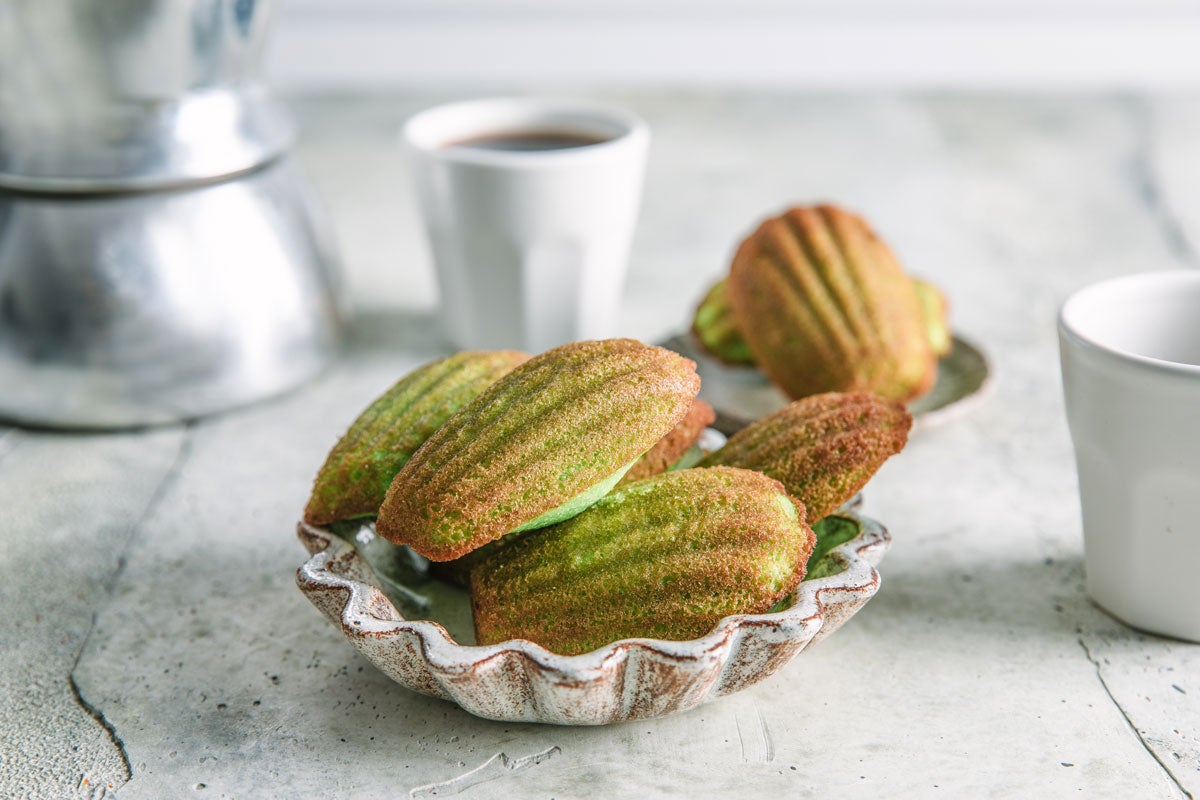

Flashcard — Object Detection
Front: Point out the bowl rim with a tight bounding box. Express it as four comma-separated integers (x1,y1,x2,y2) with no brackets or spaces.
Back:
295,508,890,677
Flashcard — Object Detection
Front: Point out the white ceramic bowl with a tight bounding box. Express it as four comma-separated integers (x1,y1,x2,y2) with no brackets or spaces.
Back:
296,508,889,726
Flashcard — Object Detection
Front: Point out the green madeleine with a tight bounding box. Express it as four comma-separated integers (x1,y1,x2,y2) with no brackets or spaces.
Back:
691,279,756,365
377,339,700,561
469,467,816,656
699,391,911,523
727,204,937,402
914,278,952,358
304,350,529,526
694,275,950,367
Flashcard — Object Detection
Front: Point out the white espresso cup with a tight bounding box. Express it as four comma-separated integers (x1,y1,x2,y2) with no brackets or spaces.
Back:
404,98,650,352
1059,269,1200,642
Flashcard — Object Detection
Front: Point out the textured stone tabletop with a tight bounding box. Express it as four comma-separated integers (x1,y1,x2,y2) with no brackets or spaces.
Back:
3,93,1200,799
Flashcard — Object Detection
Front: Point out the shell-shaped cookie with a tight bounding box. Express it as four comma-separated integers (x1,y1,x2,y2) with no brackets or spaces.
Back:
469,466,815,656
914,278,952,358
699,392,911,522
618,398,715,485
691,279,756,365
726,204,936,402
377,339,700,561
304,350,529,526
435,394,714,582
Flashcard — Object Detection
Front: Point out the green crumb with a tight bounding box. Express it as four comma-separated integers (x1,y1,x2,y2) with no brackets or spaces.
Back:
510,457,640,534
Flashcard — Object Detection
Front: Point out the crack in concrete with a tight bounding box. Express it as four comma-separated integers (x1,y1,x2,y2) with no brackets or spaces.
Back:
408,746,561,798
65,423,196,792
756,702,775,764
735,702,774,763
1127,96,1199,268
1077,637,1193,800
100,424,195,596
68,637,131,785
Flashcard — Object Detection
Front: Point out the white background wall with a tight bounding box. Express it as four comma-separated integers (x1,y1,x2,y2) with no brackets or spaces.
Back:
268,0,1200,91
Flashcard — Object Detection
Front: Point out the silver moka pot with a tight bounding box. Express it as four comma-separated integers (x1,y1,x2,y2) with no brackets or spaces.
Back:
0,0,343,428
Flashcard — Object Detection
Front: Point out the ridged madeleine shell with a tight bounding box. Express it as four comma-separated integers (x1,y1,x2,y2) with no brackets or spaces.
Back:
304,350,529,526
727,204,936,402
699,392,912,521
470,467,815,656
377,339,700,561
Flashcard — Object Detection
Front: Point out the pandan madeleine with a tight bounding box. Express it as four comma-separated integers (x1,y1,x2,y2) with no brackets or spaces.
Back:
377,339,700,561
691,279,756,365
694,276,950,366
304,350,529,526
469,467,816,656
619,398,716,485
435,395,714,585
699,392,911,522
726,204,936,402
914,278,952,358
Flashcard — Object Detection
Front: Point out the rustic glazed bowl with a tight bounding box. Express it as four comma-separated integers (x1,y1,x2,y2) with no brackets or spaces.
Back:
296,508,890,726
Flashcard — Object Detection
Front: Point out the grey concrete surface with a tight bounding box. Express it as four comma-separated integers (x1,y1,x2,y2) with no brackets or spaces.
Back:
3,93,1199,799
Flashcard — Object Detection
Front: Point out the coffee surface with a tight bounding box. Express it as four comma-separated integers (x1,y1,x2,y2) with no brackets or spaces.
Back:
448,129,609,152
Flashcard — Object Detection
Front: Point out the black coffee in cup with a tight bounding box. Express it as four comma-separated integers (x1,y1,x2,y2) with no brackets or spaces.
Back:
448,130,609,152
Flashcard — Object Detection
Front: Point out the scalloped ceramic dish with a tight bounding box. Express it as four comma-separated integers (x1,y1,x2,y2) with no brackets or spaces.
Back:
295,506,890,726
662,331,992,435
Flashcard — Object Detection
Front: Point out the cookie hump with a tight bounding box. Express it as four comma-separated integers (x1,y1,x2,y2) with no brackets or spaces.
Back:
727,204,936,402
304,349,529,526
470,466,816,655
377,339,700,561
700,391,912,522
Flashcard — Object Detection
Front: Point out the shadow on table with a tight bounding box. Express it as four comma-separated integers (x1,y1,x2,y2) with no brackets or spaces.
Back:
872,549,1148,646
225,505,1197,796
166,544,1170,796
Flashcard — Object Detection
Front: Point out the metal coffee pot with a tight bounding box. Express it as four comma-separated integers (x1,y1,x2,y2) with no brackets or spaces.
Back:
0,0,343,428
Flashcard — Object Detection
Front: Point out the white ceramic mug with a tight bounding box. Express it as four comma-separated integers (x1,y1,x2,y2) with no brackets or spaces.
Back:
404,98,650,352
1059,269,1200,642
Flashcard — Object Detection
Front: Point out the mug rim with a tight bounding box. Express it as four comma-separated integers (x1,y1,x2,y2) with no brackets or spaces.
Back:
401,97,649,168
1058,269,1200,378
